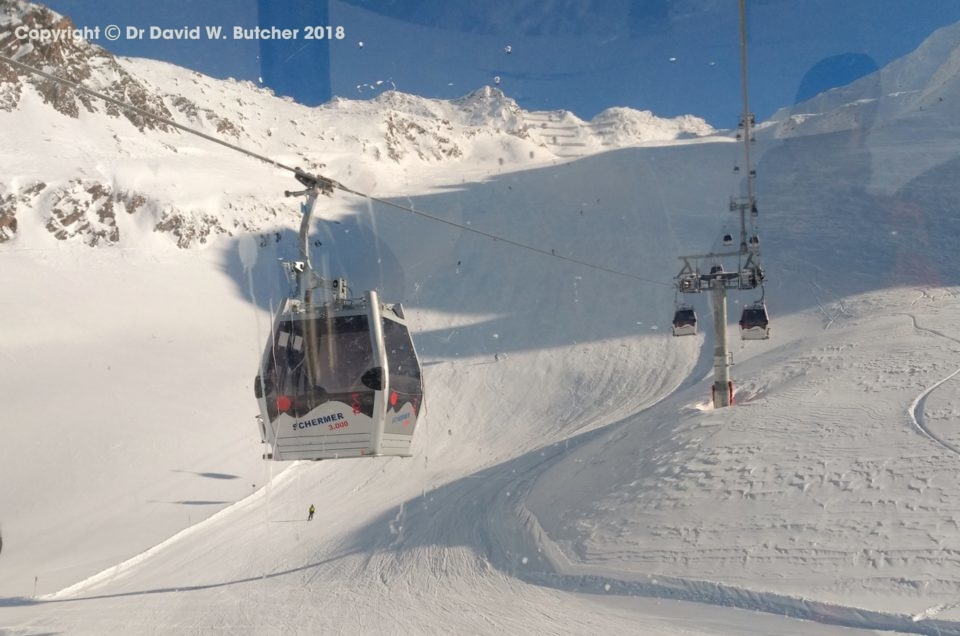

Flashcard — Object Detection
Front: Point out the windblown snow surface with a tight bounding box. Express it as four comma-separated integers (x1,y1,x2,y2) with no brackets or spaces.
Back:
6,13,960,636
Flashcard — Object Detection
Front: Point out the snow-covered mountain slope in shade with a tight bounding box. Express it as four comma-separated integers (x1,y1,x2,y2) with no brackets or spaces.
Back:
762,18,960,197
6,1,960,634
766,20,960,137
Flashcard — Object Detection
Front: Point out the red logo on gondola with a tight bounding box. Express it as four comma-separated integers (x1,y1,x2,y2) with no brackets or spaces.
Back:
351,392,362,415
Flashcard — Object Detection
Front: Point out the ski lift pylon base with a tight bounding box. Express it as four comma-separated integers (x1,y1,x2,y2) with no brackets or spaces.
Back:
712,380,734,408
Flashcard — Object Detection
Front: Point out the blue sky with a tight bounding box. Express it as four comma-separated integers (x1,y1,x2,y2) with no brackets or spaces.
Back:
39,0,960,127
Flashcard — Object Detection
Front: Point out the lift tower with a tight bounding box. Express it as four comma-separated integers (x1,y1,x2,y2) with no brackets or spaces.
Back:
674,0,766,407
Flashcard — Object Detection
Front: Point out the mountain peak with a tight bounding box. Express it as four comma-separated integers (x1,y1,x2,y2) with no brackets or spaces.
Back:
456,85,511,103
590,106,714,140
450,85,521,123
0,0,173,130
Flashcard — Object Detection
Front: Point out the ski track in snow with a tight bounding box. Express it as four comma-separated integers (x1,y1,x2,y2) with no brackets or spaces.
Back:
909,364,960,456
905,309,960,458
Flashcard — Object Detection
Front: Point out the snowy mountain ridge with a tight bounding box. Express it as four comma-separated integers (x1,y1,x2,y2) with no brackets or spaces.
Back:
0,0,714,250
765,19,960,139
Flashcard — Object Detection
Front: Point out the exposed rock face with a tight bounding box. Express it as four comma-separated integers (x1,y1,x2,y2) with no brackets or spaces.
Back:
44,180,132,246
46,181,117,245
39,180,226,248
169,95,241,139
384,112,463,162
0,1,246,248
0,181,44,242
0,0,176,130
154,210,227,249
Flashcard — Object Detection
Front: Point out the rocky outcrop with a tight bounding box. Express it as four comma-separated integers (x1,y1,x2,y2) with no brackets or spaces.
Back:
154,209,227,249
0,180,43,242
0,0,174,131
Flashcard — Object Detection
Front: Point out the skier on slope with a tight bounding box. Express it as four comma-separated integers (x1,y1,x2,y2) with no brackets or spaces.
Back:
308,504,315,521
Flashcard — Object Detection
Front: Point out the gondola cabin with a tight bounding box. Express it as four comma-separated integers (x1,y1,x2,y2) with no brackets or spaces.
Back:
672,306,697,337
739,302,770,340
255,289,423,461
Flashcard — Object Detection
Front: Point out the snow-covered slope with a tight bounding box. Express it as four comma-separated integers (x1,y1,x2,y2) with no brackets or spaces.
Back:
5,0,960,634
766,20,960,137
